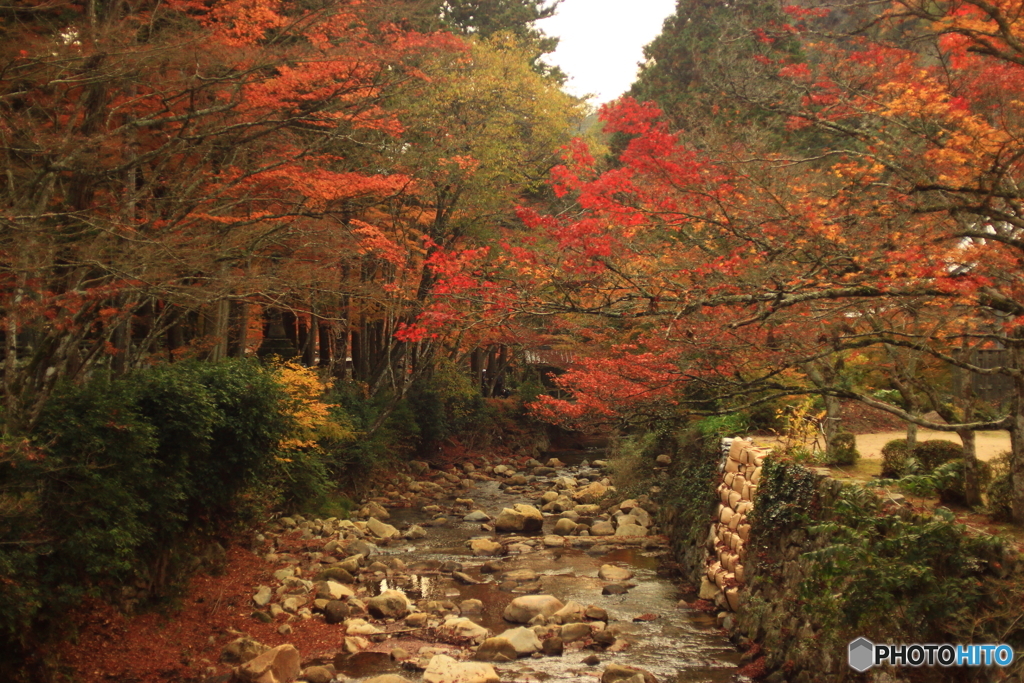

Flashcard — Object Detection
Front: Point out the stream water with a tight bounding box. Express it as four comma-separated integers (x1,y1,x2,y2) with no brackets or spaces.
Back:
336,450,746,682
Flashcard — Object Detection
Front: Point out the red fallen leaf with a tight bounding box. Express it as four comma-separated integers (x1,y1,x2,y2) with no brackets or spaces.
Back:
632,613,659,622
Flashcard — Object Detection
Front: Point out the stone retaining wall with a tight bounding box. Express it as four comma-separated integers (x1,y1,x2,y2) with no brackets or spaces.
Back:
698,437,766,614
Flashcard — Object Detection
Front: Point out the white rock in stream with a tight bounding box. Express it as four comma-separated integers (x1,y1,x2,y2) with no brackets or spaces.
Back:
503,595,565,623
423,655,499,683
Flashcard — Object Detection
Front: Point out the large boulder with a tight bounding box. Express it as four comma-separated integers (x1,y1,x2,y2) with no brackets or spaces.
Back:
590,521,615,536
614,524,648,537
503,595,565,623
367,590,410,619
493,504,544,533
423,655,499,683
234,644,301,683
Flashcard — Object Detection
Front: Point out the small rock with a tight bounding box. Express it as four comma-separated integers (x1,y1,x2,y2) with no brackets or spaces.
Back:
469,538,503,557
602,584,629,595
403,525,427,540
655,454,672,466
324,600,349,624
464,510,491,522
300,665,334,683
253,586,273,607
474,637,518,662
583,654,601,666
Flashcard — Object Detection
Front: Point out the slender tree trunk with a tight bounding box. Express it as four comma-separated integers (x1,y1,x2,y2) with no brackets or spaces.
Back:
318,318,331,368
957,429,982,506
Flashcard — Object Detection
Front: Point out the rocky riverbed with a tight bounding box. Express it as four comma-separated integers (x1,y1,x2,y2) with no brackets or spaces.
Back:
224,453,747,683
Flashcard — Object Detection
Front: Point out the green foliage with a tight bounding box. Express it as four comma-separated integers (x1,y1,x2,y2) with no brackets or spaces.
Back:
825,431,859,466
988,473,1014,521
409,358,487,445
987,452,1013,521
880,438,912,478
894,459,982,502
659,426,721,550
802,486,1008,642
608,431,660,498
694,413,749,441
912,439,963,471
750,457,818,533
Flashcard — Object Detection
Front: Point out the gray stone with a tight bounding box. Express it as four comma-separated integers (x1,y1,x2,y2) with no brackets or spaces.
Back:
553,518,577,536
598,564,633,582
253,586,273,607
464,510,491,522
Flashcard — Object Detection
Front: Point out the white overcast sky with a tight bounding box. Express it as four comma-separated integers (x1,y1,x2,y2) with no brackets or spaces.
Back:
537,0,678,105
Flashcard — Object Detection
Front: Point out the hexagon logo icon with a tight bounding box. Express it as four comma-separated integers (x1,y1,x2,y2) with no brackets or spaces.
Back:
848,637,875,672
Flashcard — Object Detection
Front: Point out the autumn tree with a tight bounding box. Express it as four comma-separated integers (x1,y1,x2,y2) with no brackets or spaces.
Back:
0,0,459,432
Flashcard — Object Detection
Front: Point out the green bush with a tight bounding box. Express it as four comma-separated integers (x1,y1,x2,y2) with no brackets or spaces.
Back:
803,487,1009,643
988,473,1013,521
825,431,859,466
881,438,911,478
913,440,963,471
21,360,289,618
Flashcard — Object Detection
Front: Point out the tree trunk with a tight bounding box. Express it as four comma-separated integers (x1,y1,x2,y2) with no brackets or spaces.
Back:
957,428,982,506
906,420,918,447
1010,330,1024,523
